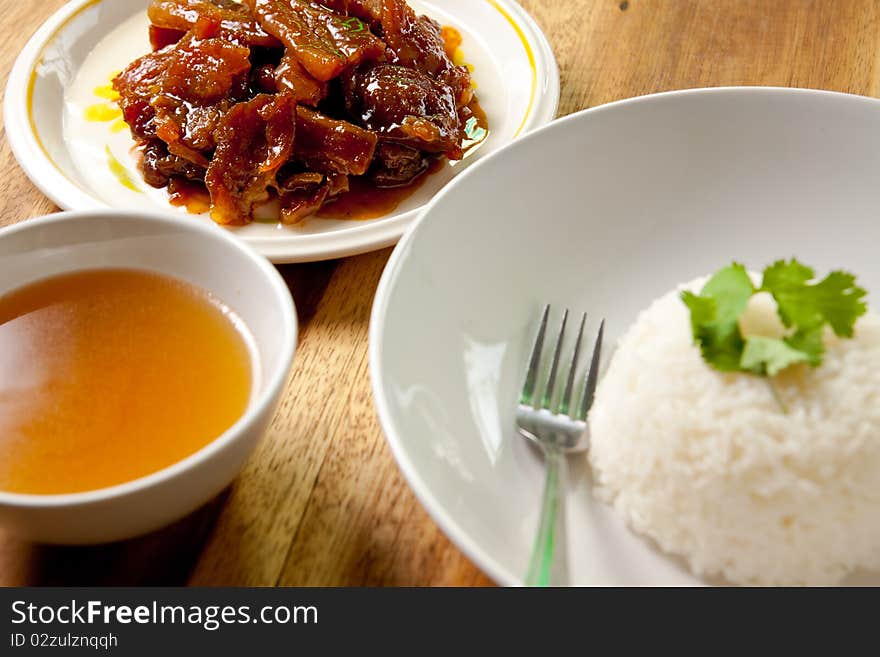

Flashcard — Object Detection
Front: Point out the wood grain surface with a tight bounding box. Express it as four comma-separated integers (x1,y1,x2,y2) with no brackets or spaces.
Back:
1,0,878,586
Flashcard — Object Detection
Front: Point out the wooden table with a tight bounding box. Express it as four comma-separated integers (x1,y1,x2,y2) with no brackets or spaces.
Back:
0,0,875,586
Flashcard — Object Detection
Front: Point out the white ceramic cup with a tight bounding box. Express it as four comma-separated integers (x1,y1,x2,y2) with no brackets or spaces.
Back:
0,210,298,544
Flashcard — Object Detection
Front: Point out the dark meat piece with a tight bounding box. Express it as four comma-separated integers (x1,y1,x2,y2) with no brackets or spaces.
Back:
252,63,279,93
206,94,297,225
149,25,186,50
167,177,212,214
113,47,176,141
114,26,250,154
276,168,350,194
348,0,382,21
280,184,329,224
155,100,238,166
320,0,381,22
148,0,281,48
326,172,350,196
378,0,471,107
150,33,251,165
248,46,284,93
277,170,346,224
140,139,206,187
370,142,428,187
439,65,474,111
343,64,462,157
247,0,386,81
275,51,328,105
378,0,443,74
295,106,377,175
156,34,251,103
277,169,324,192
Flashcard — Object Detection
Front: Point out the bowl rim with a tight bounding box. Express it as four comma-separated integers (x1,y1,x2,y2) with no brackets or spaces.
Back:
0,209,298,508
368,85,880,587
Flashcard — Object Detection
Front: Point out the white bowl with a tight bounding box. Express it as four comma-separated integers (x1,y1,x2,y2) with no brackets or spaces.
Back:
370,87,880,586
0,210,297,544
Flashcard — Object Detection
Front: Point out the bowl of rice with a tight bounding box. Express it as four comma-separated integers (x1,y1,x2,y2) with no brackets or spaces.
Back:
590,273,880,586
371,87,880,586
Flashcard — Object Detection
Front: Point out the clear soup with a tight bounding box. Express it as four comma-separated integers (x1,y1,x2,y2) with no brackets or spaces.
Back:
0,269,253,495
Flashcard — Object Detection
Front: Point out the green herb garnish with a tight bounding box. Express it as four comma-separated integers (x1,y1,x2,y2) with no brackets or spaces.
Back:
341,16,366,33
682,259,867,377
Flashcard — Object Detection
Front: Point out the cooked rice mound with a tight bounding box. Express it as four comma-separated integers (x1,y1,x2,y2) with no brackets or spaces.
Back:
588,279,880,586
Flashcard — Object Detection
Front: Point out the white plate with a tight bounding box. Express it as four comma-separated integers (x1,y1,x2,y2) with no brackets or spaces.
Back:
5,0,558,263
370,87,880,586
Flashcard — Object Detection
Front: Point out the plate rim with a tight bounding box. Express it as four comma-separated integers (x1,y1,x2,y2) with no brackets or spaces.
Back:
4,0,560,263
369,85,880,587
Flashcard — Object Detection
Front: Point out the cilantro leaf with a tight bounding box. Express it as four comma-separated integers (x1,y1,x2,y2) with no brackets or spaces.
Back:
740,336,812,376
760,259,867,337
701,263,755,324
761,259,814,306
682,290,745,371
681,258,867,379
681,290,714,333
680,264,753,372
784,325,825,365
807,271,867,337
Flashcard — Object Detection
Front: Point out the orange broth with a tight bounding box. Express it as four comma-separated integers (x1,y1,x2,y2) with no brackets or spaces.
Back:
0,269,253,495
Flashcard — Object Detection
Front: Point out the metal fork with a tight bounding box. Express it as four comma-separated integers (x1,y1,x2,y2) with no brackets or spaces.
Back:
517,305,604,587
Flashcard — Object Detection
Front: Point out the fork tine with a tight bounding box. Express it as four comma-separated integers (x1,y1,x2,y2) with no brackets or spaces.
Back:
541,309,568,409
558,312,587,416
578,319,605,420
520,304,550,405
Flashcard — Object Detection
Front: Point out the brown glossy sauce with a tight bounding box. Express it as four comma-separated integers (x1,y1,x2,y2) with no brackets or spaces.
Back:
164,98,489,223
316,97,489,221
316,157,445,220
0,269,253,495
168,179,212,214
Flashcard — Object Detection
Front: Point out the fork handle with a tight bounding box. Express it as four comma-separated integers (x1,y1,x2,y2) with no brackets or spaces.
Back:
525,445,568,586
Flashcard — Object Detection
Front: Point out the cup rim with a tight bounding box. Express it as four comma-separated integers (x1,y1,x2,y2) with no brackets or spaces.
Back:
0,209,298,508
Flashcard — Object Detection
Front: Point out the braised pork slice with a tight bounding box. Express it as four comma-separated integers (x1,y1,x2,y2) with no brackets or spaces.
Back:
378,0,471,107
149,25,186,50
247,0,386,81
370,142,429,187
113,47,176,141
275,169,350,223
280,184,330,224
114,23,251,156
152,35,249,165
206,94,297,225
319,0,382,22
343,64,462,157
140,139,206,188
148,0,281,48
275,51,329,105
295,106,378,175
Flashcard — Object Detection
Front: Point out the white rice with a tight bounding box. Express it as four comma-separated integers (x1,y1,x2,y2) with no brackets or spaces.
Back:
588,278,880,586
